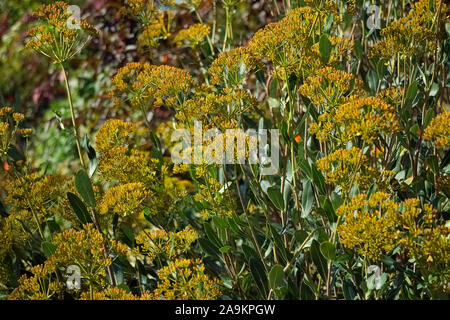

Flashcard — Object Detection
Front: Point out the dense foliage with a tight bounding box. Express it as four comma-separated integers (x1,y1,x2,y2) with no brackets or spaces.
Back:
0,0,449,300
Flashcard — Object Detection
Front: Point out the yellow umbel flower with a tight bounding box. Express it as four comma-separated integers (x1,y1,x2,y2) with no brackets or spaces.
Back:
174,24,210,48
334,97,399,143
249,4,339,78
6,173,74,227
337,192,401,261
98,146,157,185
208,47,260,86
95,119,137,153
122,0,160,27
112,62,193,110
8,265,61,300
135,226,197,261
317,147,368,191
0,108,29,158
138,11,172,49
298,67,361,108
81,287,152,300
26,2,97,63
99,182,149,217
424,111,450,150
311,97,399,144
371,0,448,58
151,258,222,300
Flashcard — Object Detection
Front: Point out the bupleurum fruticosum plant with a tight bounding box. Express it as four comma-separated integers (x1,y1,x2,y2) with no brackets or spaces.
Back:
0,0,449,300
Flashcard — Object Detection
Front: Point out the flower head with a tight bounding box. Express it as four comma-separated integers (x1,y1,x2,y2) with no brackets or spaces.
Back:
99,182,149,217
26,2,97,63
424,111,450,150
151,258,222,300
174,24,210,49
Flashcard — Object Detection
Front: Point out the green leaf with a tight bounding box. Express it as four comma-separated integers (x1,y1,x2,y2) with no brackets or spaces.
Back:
0,200,7,218
323,13,334,33
269,224,288,264
311,164,326,195
267,97,280,109
204,222,222,248
319,35,332,63
321,198,337,222
212,216,227,230
405,81,418,108
293,230,308,245
42,242,57,258
366,70,379,95
269,264,285,289
242,244,259,262
426,155,439,174
7,145,25,162
198,237,220,259
343,279,358,300
354,41,363,59
81,135,97,177
267,186,285,211
219,246,232,253
300,280,315,299
249,258,268,297
67,192,92,224
320,241,336,260
75,170,96,207
424,109,435,127
301,180,314,217
120,225,135,248
310,240,328,280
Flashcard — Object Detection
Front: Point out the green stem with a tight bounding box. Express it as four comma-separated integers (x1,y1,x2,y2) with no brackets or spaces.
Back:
60,64,86,168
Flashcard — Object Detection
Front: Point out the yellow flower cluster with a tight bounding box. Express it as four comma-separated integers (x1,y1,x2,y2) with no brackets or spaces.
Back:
143,174,192,217
8,264,62,300
371,0,448,58
0,217,28,269
298,67,361,108
8,224,127,299
208,47,260,86
98,146,157,185
424,110,450,150
338,192,449,281
6,173,74,227
376,87,405,106
317,147,368,191
151,258,222,300
248,5,339,78
395,200,448,282
138,11,172,49
0,107,30,158
337,192,402,261
81,287,152,300
122,0,160,27
178,89,259,131
95,119,137,153
48,224,112,273
334,97,399,143
311,97,399,144
26,2,97,63
100,182,149,217
112,62,193,110
310,36,353,69
193,174,236,219
135,226,197,261
174,24,210,48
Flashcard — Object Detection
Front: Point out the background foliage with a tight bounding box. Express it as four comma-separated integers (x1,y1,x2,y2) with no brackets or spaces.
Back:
0,0,449,300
